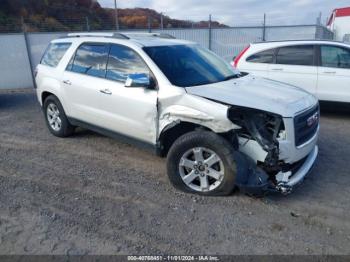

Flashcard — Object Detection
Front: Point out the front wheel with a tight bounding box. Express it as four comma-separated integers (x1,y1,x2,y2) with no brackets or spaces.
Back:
167,131,237,196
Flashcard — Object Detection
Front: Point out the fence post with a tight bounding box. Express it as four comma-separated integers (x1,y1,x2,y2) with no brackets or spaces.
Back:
114,0,119,31
316,25,323,40
148,15,152,33
208,14,212,50
316,12,322,25
21,17,36,89
160,13,164,30
85,17,90,31
262,13,266,41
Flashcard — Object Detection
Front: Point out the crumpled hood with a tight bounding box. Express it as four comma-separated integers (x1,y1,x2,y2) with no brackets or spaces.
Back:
185,75,318,117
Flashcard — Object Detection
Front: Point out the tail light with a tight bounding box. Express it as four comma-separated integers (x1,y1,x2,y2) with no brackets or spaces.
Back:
233,45,250,68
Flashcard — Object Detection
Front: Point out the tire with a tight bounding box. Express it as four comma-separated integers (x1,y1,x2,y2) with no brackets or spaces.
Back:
167,130,237,196
43,95,75,137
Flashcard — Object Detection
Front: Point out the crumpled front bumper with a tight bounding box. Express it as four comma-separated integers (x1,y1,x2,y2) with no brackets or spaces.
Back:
235,145,319,196
274,145,318,194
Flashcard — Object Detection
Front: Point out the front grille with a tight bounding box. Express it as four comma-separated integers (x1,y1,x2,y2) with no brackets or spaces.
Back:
294,104,319,147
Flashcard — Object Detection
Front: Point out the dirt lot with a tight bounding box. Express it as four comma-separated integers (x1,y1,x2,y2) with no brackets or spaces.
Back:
0,88,350,255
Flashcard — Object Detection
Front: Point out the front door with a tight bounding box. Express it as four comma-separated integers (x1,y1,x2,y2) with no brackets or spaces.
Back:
63,42,158,144
268,45,318,95
317,45,350,102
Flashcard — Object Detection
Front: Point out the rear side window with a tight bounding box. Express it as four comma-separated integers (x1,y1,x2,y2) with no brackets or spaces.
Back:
246,49,274,63
321,45,350,69
276,45,314,66
41,43,71,67
69,43,109,78
106,44,150,82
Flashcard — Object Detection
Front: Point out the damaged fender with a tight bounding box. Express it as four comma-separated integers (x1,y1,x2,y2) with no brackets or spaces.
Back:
158,92,239,137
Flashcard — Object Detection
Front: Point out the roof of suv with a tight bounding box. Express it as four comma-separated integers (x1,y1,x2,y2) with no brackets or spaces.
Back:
245,40,350,54
54,32,195,47
251,39,350,47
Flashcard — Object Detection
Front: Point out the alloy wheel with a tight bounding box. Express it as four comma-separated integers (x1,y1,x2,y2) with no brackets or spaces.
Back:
179,147,225,192
46,103,62,132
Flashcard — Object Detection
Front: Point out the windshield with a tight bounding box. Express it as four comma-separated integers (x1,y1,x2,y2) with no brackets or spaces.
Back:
143,44,240,87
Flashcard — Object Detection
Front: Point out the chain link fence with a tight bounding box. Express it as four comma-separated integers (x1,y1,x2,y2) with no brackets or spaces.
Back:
0,17,334,89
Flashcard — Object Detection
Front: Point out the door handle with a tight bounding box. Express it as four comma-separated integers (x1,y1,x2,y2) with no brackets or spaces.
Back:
63,80,72,85
323,71,336,74
271,68,283,71
100,89,112,95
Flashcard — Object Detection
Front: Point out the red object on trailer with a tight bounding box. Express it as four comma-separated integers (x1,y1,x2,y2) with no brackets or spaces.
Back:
327,7,350,26
336,7,350,17
232,45,250,68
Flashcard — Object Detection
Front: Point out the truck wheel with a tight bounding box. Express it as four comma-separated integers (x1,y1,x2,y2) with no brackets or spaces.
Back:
43,95,75,137
167,131,237,196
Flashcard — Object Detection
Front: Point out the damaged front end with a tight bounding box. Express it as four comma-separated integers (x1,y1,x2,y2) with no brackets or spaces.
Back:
228,106,293,196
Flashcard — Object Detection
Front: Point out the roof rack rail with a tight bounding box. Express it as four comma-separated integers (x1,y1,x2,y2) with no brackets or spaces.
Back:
64,32,176,40
158,33,176,39
252,39,339,44
122,32,176,39
66,32,129,39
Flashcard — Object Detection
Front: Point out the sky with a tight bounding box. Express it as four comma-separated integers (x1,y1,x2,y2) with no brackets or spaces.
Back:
97,0,350,26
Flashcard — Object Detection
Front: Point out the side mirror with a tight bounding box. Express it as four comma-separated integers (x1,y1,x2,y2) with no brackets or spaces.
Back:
125,73,151,88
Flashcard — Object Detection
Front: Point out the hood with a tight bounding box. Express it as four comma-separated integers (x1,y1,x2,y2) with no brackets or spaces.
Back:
185,75,318,117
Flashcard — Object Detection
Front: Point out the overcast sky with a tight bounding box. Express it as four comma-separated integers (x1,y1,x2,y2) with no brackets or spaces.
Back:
97,0,349,26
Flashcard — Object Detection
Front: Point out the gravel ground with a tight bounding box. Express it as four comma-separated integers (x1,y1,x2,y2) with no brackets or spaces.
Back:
0,88,350,255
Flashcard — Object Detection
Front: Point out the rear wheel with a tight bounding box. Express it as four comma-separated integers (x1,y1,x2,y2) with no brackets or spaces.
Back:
43,95,75,137
167,131,237,196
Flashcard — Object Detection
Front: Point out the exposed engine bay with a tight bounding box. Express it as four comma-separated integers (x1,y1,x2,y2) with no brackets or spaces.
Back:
228,106,283,170
227,106,295,195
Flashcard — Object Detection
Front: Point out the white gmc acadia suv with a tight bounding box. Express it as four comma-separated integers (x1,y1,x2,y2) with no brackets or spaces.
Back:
35,32,319,196
234,40,350,103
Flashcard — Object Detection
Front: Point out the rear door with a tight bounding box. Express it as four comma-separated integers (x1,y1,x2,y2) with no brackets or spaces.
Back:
62,42,110,125
317,45,350,102
268,45,318,95
238,48,274,77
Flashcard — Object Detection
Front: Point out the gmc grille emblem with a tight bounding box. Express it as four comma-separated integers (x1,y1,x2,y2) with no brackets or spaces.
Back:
307,112,319,127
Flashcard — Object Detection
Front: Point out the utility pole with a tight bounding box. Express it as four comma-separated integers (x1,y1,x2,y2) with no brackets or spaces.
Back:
114,0,119,30
262,13,266,41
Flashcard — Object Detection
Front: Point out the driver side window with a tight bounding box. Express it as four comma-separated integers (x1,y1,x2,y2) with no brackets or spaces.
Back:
106,44,150,83
321,45,350,69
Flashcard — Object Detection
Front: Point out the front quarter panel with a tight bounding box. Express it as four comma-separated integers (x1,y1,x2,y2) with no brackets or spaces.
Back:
158,86,238,137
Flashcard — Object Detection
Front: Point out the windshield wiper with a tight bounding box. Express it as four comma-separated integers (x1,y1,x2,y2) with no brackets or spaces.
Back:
224,74,239,81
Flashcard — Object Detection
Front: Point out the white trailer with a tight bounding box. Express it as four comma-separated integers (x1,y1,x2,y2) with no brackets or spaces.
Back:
327,7,350,42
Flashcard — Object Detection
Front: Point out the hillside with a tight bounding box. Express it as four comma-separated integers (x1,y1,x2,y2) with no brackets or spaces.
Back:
0,0,227,32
